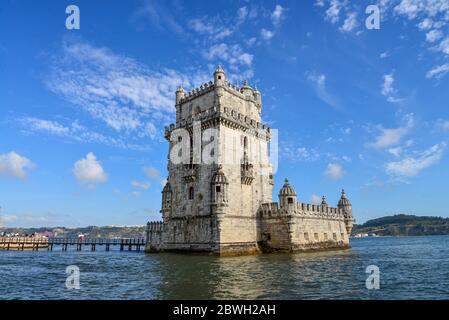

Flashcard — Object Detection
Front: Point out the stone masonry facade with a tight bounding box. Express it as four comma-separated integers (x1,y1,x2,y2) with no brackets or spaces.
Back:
145,66,355,255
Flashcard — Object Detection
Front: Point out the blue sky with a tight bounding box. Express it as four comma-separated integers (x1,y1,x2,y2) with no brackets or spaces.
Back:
1,0,449,227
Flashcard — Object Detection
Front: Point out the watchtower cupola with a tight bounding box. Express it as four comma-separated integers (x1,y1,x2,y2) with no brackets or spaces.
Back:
211,166,229,206
214,64,225,86
279,178,297,208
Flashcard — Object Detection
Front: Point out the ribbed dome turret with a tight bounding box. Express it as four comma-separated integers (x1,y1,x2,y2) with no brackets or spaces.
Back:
338,189,351,207
212,166,228,184
279,178,296,196
321,195,328,206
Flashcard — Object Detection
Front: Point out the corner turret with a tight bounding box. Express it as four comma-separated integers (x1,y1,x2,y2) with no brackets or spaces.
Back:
241,80,253,96
338,189,354,234
161,181,172,220
175,85,185,105
211,166,229,207
279,178,297,208
214,65,225,86
253,86,261,111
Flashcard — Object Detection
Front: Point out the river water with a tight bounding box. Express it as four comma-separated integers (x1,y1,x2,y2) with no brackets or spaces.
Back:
1,236,449,299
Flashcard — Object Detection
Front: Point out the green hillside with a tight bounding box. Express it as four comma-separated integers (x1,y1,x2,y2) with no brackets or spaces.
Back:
352,214,449,236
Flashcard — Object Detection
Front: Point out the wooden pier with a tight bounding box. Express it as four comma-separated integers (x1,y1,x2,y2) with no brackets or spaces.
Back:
0,237,146,252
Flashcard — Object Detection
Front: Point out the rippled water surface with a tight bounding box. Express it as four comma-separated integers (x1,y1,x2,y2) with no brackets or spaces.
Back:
1,236,449,299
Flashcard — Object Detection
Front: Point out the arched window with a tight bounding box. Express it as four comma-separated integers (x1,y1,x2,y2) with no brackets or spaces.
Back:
188,187,194,200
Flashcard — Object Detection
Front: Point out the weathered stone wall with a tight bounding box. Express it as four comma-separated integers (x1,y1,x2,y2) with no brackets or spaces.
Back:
258,203,351,252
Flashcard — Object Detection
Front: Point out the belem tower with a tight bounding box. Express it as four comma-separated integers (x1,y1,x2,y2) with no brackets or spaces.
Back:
145,65,355,255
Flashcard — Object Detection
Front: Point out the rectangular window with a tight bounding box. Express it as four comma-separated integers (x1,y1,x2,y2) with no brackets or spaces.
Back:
216,186,221,192
341,233,345,240
324,233,328,240
304,233,309,241
333,233,337,241
314,233,319,241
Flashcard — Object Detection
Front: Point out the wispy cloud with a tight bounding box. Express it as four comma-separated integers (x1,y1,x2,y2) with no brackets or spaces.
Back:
45,39,208,142
306,72,340,109
381,72,402,103
19,117,148,151
385,142,446,178
367,113,414,149
271,5,285,26
339,12,358,33
426,63,449,79
324,163,344,180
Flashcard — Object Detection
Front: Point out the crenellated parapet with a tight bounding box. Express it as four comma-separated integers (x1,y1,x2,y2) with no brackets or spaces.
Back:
259,201,347,220
147,221,164,232
164,105,271,141
178,81,215,104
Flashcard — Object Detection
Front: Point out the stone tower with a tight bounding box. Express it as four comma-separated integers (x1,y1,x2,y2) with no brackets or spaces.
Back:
155,65,273,255
146,66,355,255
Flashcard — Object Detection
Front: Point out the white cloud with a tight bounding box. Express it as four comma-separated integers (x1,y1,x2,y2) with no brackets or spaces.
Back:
188,18,215,34
19,117,147,151
260,29,274,40
426,63,449,78
307,72,339,108
271,5,285,25
0,152,34,178
439,37,449,54
325,0,342,24
237,7,249,23
418,18,433,30
381,72,402,103
73,152,107,187
203,43,254,68
426,29,443,42
324,163,344,180
385,143,446,178
47,40,209,141
370,127,409,149
340,12,357,33
380,51,389,58
131,180,151,190
368,114,414,149
311,194,322,204
388,147,403,157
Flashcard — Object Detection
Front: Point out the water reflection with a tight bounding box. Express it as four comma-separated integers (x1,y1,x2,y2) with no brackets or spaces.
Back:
2,236,449,299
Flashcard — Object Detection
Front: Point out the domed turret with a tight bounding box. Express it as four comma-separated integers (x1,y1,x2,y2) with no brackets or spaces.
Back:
338,189,354,234
321,195,328,206
161,181,172,219
175,85,185,105
241,80,252,96
279,178,297,208
338,189,351,208
214,64,225,86
253,85,261,110
211,166,228,206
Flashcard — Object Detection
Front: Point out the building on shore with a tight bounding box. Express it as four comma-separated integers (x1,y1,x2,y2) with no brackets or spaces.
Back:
145,66,355,255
